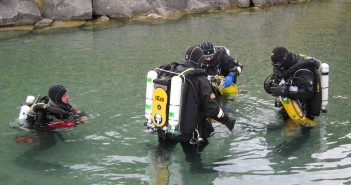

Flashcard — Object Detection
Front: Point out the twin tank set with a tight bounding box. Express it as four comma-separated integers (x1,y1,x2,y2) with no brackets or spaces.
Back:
145,69,184,134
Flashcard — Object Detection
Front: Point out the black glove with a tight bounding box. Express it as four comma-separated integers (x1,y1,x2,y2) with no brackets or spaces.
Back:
224,117,236,131
218,114,236,131
270,85,289,97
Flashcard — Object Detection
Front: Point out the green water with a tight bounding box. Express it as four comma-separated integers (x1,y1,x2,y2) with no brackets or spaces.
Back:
1,1,351,184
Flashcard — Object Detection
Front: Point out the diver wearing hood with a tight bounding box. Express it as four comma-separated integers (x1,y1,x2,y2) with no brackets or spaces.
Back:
155,46,236,143
26,85,88,129
199,41,243,88
264,46,322,119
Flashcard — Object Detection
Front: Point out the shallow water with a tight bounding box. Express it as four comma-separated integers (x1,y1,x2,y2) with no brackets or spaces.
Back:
1,1,350,184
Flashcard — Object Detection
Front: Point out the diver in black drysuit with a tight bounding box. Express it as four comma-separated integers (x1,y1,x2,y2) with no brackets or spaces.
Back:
264,46,322,120
156,46,236,145
200,41,243,86
27,85,87,130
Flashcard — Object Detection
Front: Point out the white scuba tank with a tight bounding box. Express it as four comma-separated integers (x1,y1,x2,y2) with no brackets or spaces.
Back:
168,76,183,132
145,71,158,124
18,105,30,121
18,95,35,123
26,95,35,104
320,63,329,112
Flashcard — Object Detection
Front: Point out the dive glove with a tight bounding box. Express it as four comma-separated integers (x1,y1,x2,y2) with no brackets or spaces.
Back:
223,74,235,88
218,114,236,131
224,117,236,131
270,85,289,97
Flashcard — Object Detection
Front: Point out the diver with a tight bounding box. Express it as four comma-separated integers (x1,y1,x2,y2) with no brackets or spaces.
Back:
199,41,243,90
22,84,88,130
264,46,323,120
150,45,236,145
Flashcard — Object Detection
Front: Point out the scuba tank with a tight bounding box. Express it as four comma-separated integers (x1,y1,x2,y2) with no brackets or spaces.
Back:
168,76,183,132
320,63,329,112
18,95,36,122
145,71,158,127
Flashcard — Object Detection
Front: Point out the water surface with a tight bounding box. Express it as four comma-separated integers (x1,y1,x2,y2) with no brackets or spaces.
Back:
0,1,350,184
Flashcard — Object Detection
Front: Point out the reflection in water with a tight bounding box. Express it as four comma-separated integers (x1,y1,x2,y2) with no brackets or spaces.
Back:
147,140,219,185
271,119,312,156
15,130,65,171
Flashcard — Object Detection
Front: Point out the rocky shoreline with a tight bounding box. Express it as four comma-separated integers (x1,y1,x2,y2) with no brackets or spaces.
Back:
0,0,307,31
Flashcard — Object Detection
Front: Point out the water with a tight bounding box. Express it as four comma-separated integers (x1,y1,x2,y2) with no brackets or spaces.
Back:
1,1,351,184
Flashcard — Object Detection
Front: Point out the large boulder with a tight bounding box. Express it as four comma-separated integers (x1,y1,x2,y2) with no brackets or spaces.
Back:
143,0,177,16
237,0,251,7
93,0,134,18
159,0,188,10
130,0,154,15
0,0,41,26
199,0,232,8
42,0,92,20
186,0,210,11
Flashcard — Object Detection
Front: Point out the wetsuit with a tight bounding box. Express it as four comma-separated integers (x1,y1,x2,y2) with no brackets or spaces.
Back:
27,96,84,129
156,61,234,142
265,53,321,119
201,47,243,83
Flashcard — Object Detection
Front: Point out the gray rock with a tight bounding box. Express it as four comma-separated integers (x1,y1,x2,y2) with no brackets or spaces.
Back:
131,0,153,15
252,0,267,6
147,13,162,19
34,18,53,27
0,0,41,26
237,0,251,7
187,0,210,11
93,0,133,18
199,0,232,7
161,0,189,10
42,0,92,20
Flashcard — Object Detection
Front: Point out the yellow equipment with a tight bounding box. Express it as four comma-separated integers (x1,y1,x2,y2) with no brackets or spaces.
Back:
280,97,318,127
151,88,168,127
209,75,239,96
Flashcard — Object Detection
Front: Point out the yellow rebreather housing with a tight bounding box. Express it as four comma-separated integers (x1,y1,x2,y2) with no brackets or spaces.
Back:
151,88,168,127
280,97,318,127
210,75,239,96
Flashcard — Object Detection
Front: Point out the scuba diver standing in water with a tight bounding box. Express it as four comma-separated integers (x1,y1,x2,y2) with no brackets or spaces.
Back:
264,46,329,123
199,41,243,93
145,46,236,147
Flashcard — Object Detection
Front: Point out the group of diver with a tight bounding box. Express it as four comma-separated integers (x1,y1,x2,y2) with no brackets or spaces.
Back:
145,41,329,147
16,41,328,148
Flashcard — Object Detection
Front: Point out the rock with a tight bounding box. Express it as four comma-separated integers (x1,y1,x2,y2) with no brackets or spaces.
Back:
96,15,110,22
93,0,133,18
35,18,53,28
0,0,41,26
42,0,92,20
187,0,210,11
130,0,154,15
147,14,162,19
237,0,251,8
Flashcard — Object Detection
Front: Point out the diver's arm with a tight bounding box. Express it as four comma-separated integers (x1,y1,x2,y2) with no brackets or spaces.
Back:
45,105,70,118
222,54,242,77
270,83,314,101
197,76,229,120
